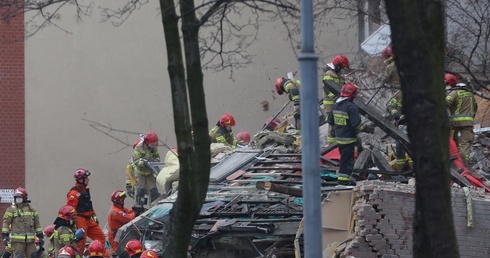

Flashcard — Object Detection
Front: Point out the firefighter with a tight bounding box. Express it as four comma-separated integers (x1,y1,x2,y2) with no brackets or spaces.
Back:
66,168,105,255
124,240,143,258
2,187,43,258
274,77,301,131
132,131,161,209
235,131,251,145
327,83,362,183
383,45,412,172
56,246,76,258
322,54,350,143
43,225,55,258
209,113,237,147
140,250,158,258
52,205,84,257
107,190,136,252
34,236,47,258
445,73,478,163
87,240,105,258
125,138,142,199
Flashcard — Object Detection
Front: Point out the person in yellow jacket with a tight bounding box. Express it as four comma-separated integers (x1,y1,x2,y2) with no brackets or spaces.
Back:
132,131,161,208
322,54,350,143
274,77,301,131
125,138,142,199
445,73,477,163
2,187,43,258
209,113,237,147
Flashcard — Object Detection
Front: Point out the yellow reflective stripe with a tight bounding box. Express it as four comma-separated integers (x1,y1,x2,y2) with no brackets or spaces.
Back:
323,100,334,105
327,92,336,98
327,137,336,143
335,138,357,144
11,235,35,240
216,135,227,143
323,75,342,82
2,228,9,233
396,159,406,165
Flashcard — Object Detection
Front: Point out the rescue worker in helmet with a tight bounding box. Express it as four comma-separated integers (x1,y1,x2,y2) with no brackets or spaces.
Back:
235,131,251,146
125,138,143,200
322,54,350,143
124,240,144,258
140,250,159,258
57,246,76,258
131,131,161,208
209,113,238,147
43,225,56,258
66,168,105,255
327,83,361,184
383,45,412,172
445,73,477,164
107,190,136,252
87,240,105,258
2,187,43,258
52,205,84,256
275,77,301,132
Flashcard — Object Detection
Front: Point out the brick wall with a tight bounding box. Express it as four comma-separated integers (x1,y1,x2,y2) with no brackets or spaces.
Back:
339,181,490,258
0,6,25,230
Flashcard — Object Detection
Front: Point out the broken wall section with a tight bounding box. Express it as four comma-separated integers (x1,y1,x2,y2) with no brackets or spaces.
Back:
338,181,490,258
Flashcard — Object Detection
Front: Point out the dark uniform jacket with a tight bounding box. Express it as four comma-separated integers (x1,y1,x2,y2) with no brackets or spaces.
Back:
327,98,361,145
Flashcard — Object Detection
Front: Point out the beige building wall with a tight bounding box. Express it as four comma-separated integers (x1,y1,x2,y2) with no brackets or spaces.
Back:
24,1,358,228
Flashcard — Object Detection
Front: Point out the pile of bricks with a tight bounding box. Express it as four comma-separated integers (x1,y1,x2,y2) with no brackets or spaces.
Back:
340,180,490,258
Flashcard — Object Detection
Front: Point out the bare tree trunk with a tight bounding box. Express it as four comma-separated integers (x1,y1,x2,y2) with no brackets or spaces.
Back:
385,0,459,257
159,0,210,256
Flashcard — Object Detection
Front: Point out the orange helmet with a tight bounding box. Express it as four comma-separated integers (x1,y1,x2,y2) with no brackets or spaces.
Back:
236,131,251,144
13,187,28,200
58,205,77,221
274,78,284,95
143,131,158,145
74,168,91,180
125,240,143,257
88,240,105,257
219,113,236,127
444,73,459,87
340,83,359,98
140,250,159,258
111,190,126,206
58,246,76,258
381,45,394,60
43,224,55,238
331,55,350,70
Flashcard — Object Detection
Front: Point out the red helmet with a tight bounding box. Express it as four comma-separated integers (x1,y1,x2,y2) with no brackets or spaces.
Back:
340,83,359,98
111,190,127,205
43,224,56,238
88,240,105,257
274,78,284,95
140,250,159,258
58,205,77,221
125,240,143,257
381,45,394,60
265,117,281,131
74,168,91,180
143,131,158,145
13,187,27,200
236,131,251,144
219,113,236,127
332,55,350,70
445,73,459,87
58,246,76,258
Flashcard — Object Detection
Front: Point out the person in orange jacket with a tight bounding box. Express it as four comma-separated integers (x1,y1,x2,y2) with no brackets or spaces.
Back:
66,168,105,254
107,190,136,252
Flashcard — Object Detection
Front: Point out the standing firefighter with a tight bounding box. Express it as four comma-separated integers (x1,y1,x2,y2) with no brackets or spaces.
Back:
275,77,301,132
2,187,43,258
383,45,412,172
132,131,161,208
327,83,361,184
322,55,350,143
209,113,237,147
66,168,105,254
445,73,478,163
107,190,136,252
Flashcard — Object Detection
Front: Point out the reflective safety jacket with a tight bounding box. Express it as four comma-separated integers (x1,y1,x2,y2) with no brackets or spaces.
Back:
446,88,477,127
2,203,42,243
327,98,361,145
51,225,77,253
107,205,136,233
280,79,301,105
209,125,236,147
387,90,403,117
132,142,160,176
322,68,344,113
67,183,95,218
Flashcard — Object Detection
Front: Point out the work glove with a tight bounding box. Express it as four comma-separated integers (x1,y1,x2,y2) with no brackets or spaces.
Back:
2,233,9,246
36,233,44,247
92,215,99,224
74,228,85,241
363,125,375,134
126,184,135,198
